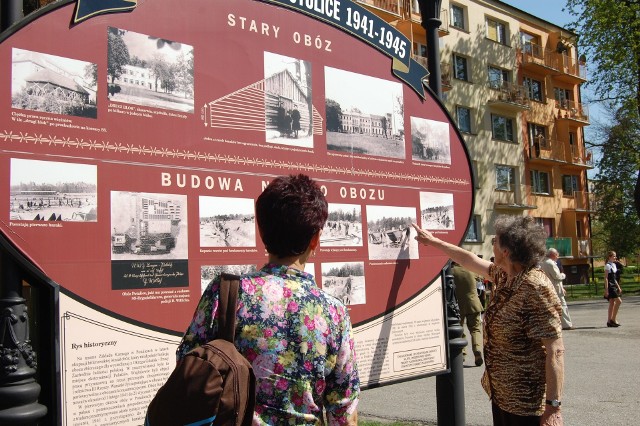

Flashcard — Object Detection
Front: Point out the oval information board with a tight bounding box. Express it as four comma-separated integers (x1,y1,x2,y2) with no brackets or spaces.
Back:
1,0,473,421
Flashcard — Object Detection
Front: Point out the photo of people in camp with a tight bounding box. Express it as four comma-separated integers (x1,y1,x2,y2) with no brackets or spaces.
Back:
366,205,419,260
320,203,364,247
9,158,97,222
419,191,455,231
264,51,313,148
410,116,451,165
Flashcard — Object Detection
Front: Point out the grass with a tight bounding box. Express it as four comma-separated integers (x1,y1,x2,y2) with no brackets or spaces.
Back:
565,266,640,300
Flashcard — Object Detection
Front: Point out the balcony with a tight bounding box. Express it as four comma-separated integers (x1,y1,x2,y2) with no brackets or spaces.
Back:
556,99,589,124
520,42,559,73
527,136,567,163
356,1,449,35
571,190,598,212
487,81,530,112
412,55,452,91
565,146,595,169
493,184,537,210
555,53,588,84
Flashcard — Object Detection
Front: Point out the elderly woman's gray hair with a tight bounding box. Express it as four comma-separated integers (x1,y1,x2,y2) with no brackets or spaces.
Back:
494,215,547,268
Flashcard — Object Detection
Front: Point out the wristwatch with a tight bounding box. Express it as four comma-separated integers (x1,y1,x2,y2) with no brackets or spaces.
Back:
546,399,562,408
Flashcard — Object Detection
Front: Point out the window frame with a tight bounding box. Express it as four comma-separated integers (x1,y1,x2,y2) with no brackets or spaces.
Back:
488,66,510,88
486,17,508,45
451,4,466,30
464,215,481,242
453,54,470,81
456,105,472,133
523,76,544,102
530,169,551,195
491,114,515,142
495,165,516,191
562,175,579,196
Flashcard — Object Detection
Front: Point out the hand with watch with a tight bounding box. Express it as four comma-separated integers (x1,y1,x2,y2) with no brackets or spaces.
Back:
541,399,563,426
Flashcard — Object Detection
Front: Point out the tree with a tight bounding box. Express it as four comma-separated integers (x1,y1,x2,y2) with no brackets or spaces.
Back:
591,104,640,257
84,63,98,87
107,29,130,83
148,54,170,92
325,99,342,132
565,0,640,217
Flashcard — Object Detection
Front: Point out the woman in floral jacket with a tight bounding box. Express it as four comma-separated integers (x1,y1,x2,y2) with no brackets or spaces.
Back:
177,174,360,425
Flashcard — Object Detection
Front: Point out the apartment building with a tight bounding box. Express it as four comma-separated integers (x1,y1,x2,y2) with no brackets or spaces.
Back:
359,0,594,283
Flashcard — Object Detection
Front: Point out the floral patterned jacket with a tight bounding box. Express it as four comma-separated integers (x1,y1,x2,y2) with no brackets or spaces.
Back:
177,264,360,425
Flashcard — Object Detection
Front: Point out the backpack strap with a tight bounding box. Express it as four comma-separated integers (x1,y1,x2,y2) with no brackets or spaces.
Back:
218,273,241,343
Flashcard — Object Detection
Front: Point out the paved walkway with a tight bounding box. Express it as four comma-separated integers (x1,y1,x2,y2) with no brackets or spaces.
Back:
359,295,640,425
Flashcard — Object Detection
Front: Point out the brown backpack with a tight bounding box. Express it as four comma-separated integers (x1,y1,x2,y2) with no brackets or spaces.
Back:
146,274,256,425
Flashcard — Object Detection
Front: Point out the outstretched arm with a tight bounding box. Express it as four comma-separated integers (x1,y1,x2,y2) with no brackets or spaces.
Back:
412,223,491,278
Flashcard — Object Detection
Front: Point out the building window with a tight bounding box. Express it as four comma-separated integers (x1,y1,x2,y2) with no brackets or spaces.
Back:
562,175,579,195
451,4,466,30
491,114,514,142
464,215,481,242
488,66,510,89
534,217,554,237
528,123,547,157
520,31,539,54
453,54,469,81
530,170,550,194
554,87,572,108
495,165,516,191
523,77,543,102
456,106,471,133
487,18,507,44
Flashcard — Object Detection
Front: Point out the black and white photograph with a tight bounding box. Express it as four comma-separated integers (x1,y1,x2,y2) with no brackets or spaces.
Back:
107,27,194,113
9,158,97,222
111,191,188,260
419,191,455,230
200,264,258,294
411,117,451,164
320,203,363,247
366,205,419,260
11,48,98,118
264,51,313,148
325,67,405,159
321,261,366,306
199,196,256,247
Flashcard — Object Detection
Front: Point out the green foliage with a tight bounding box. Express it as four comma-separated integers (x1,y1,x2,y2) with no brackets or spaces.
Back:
591,104,640,257
565,0,640,109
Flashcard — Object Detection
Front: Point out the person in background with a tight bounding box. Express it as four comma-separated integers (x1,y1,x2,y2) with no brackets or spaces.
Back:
541,248,574,330
451,261,484,366
604,250,622,327
413,216,564,426
177,174,360,424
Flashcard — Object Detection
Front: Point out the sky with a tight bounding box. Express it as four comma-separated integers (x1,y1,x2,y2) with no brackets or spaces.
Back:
500,0,574,28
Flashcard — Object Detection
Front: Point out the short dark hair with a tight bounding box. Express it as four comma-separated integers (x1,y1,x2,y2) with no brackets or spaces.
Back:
256,174,328,258
494,215,546,268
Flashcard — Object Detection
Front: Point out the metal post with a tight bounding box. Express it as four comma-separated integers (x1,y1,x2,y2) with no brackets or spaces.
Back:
0,0,23,32
435,262,467,426
418,0,443,98
0,249,47,424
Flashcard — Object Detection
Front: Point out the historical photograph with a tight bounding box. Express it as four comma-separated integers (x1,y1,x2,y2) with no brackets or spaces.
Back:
411,117,451,164
111,191,188,260
366,205,419,260
419,191,455,230
199,196,256,247
264,51,313,148
200,264,258,294
107,27,194,113
320,203,364,247
325,67,405,159
321,261,366,306
11,48,97,118
9,158,97,222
